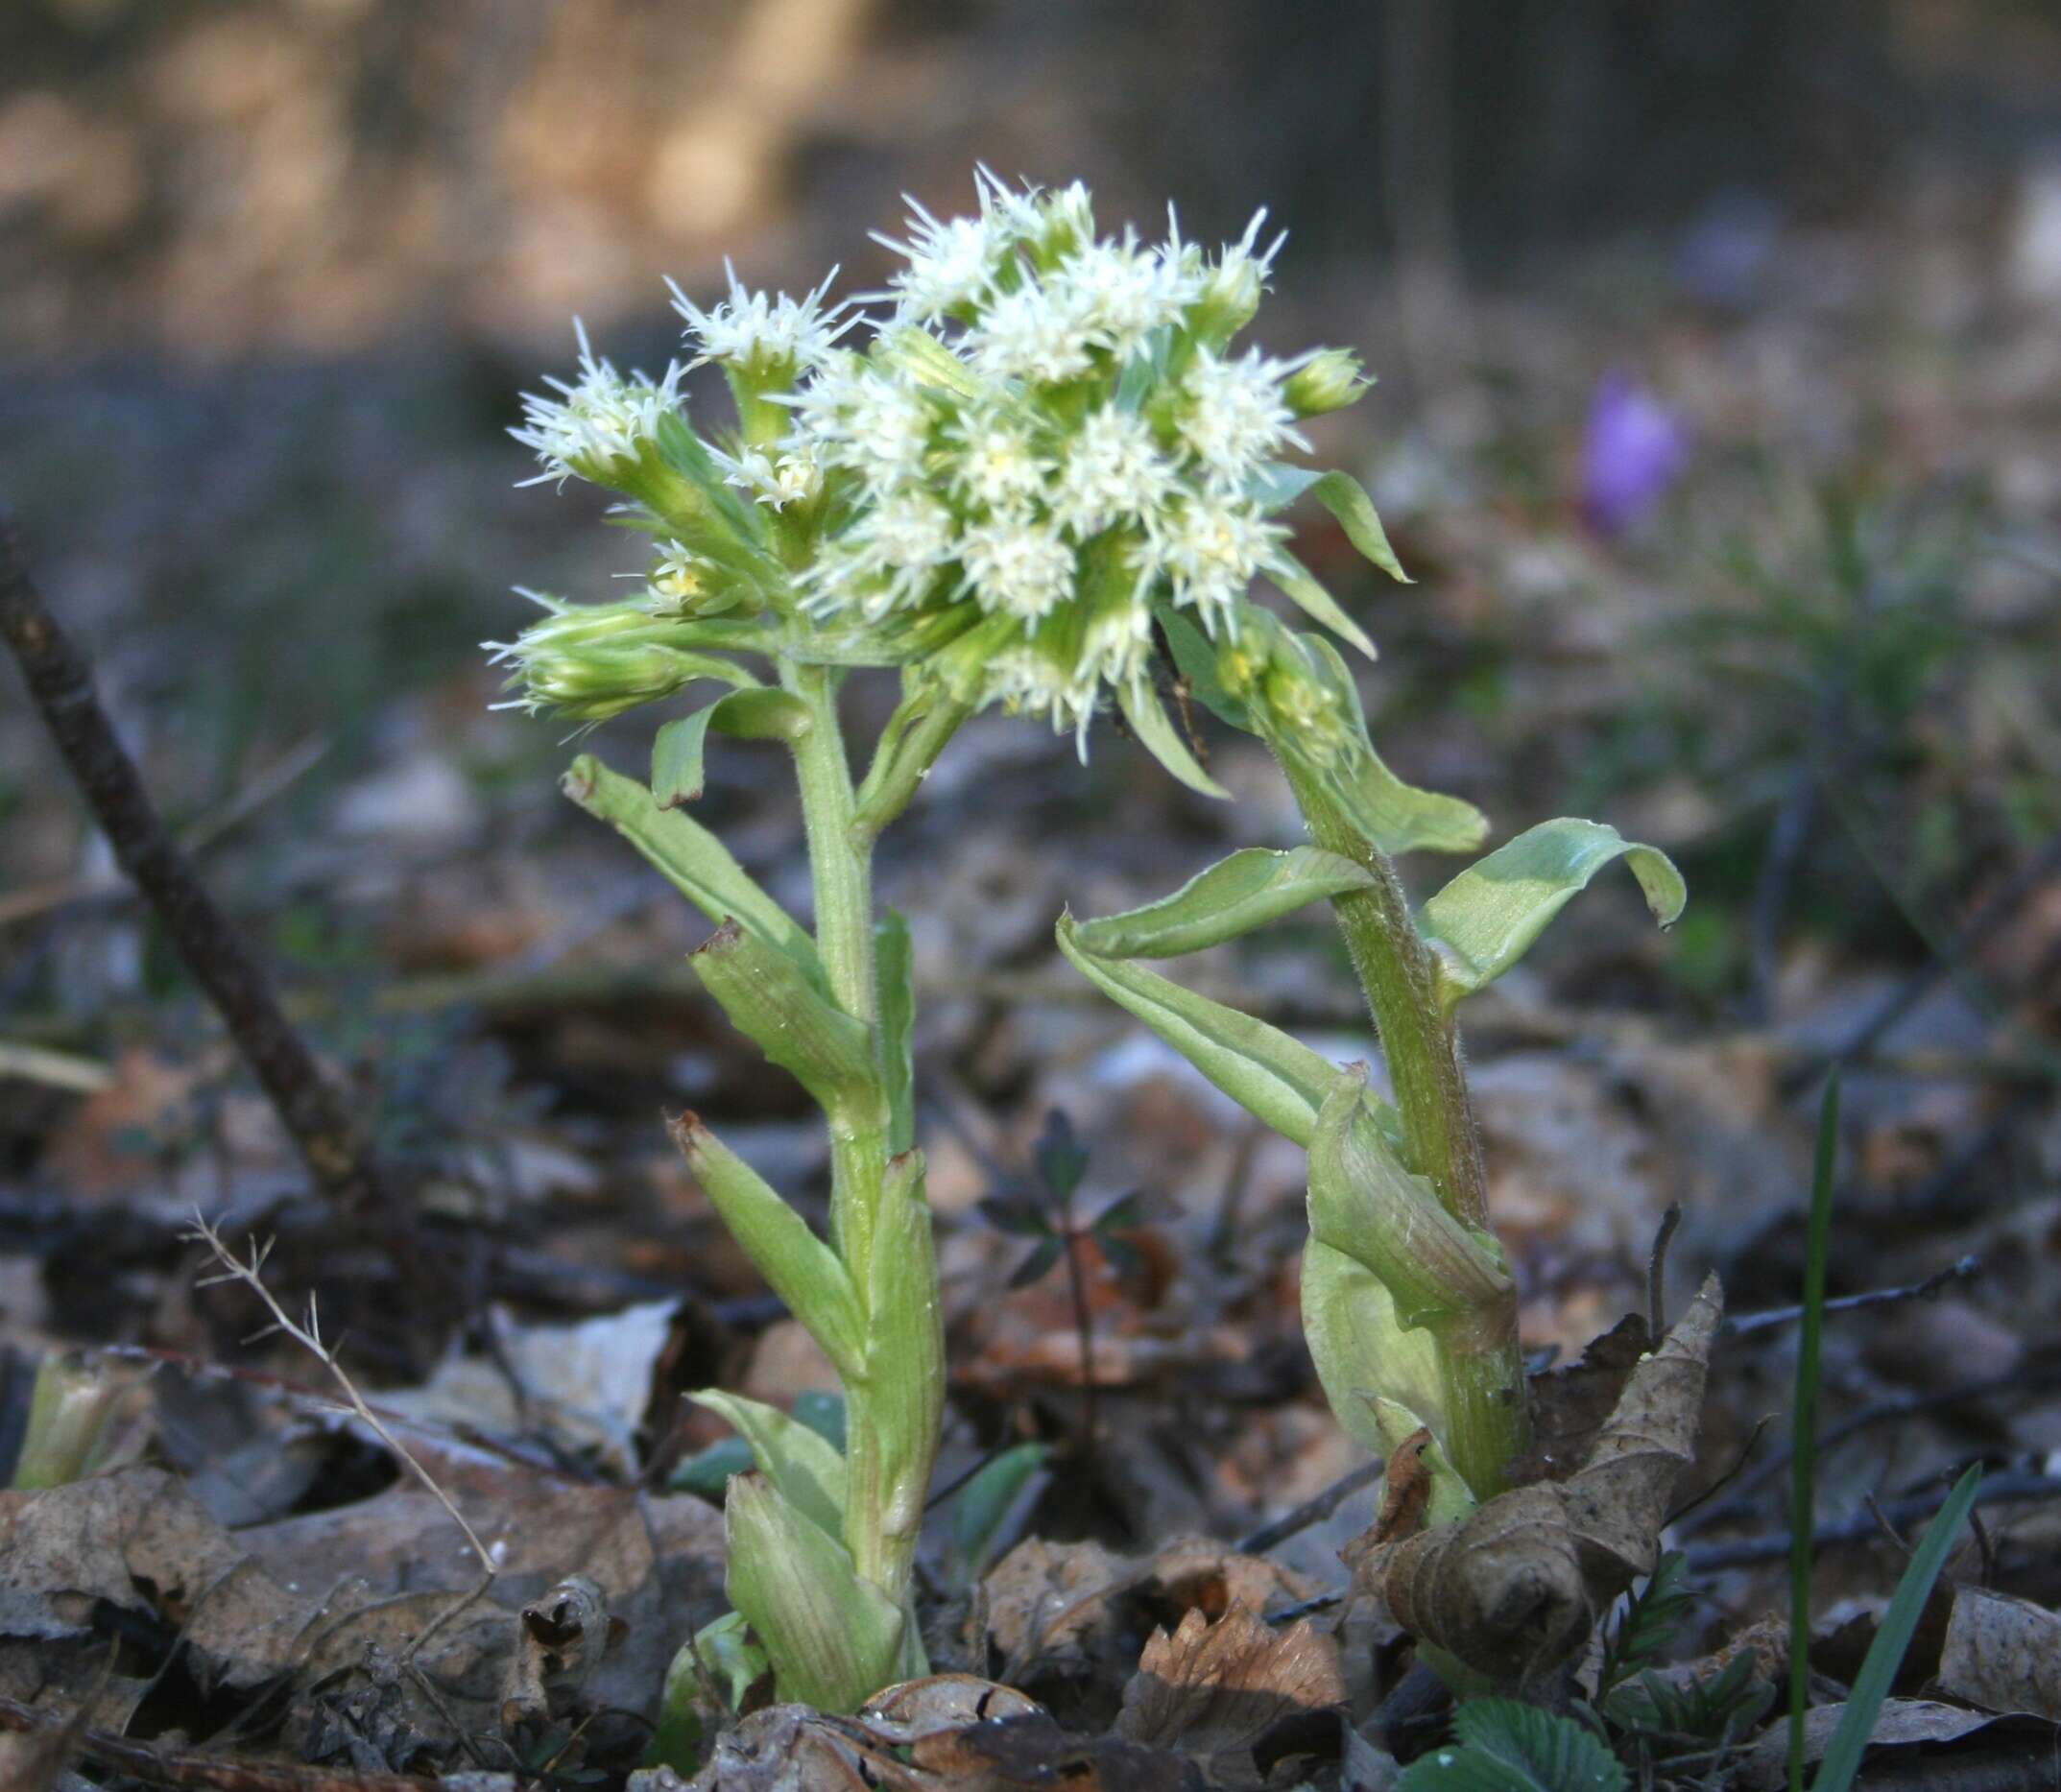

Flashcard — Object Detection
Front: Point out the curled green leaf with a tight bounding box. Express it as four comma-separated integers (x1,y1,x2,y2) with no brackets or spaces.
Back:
1307,1066,1513,1333
1301,1240,1448,1457
1306,468,1411,585
1074,847,1375,959
1418,818,1688,1008
1057,913,1337,1147
652,687,812,808
855,1150,946,1554
875,910,916,1154
1269,550,1379,659
1295,637,1488,856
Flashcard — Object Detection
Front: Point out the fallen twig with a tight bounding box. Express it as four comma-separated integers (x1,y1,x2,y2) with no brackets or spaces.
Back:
186,1215,495,1656
1724,1254,1981,1337
0,514,399,1224
1683,1470,2061,1571
1236,1458,1386,1556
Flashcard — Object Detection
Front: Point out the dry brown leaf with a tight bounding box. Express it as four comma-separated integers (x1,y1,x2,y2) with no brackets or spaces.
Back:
977,1536,1126,1669
859,1674,1042,1732
1736,1698,2051,1791
1348,1273,1722,1685
0,1466,324,1688
1117,1605,1344,1790
1938,1586,2061,1721
1510,1310,1652,1486
907,1710,1199,1791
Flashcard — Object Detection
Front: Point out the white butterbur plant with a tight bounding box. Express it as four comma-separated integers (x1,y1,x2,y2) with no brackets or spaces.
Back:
493,171,1688,1722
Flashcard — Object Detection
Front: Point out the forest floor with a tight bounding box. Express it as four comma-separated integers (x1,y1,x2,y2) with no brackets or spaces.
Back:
2,172,2060,1790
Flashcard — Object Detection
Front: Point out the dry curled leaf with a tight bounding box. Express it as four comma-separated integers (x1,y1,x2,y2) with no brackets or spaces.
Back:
502,1573,615,1730
1347,1274,1722,1685
1117,1605,1345,1790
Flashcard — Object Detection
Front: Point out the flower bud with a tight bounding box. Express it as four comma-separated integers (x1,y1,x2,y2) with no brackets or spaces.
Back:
517,642,717,723
1189,256,1263,353
1284,348,1371,418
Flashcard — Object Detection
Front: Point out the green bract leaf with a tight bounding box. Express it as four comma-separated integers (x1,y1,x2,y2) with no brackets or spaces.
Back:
1301,1240,1448,1458
689,920,887,1133
688,1389,847,1539
1308,1068,1513,1332
723,1472,905,1713
1270,550,1378,659
1299,637,1488,856
1250,462,1322,513
1155,602,1251,730
1057,914,1336,1148
1117,675,1229,800
652,688,812,808
875,910,916,1154
1306,468,1411,585
670,1114,864,1379
1395,1699,1628,1792
564,755,825,985
1418,819,1687,1008
1074,847,1375,959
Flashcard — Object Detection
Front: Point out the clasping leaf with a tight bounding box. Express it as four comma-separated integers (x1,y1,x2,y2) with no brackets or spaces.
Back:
1419,818,1687,1009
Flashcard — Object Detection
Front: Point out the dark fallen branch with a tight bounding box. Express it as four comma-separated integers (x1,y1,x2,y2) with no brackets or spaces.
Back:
1723,1254,1980,1337
1683,1470,2061,1571
0,512,403,1230
1676,1364,2061,1538
1237,1457,1386,1555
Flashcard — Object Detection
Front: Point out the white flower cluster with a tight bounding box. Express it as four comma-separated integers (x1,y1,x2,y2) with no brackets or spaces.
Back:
512,320,686,490
504,174,1371,758
781,174,1325,737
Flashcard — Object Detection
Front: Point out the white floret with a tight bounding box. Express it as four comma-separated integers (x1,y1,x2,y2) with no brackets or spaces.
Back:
948,415,1051,511
511,320,685,488
874,197,1014,322
1052,407,1176,538
1179,346,1309,484
958,514,1076,622
808,487,957,618
965,282,1096,385
719,444,824,510
1050,233,1197,361
1150,494,1286,627
669,262,851,373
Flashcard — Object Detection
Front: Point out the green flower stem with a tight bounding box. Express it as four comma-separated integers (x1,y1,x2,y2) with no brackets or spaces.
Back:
779,657,932,1612
852,691,975,841
784,662,877,1029
1275,749,1529,1495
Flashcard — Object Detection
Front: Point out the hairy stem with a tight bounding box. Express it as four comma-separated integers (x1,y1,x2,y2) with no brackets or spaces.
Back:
1275,748,1528,1494
779,659,931,1611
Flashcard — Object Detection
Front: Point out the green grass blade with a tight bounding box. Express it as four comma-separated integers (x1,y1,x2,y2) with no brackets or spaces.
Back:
1810,1462,1982,1792
1789,1071,1840,1792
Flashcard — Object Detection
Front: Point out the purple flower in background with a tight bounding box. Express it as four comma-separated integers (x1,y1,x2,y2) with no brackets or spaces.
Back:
1581,370,1690,536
